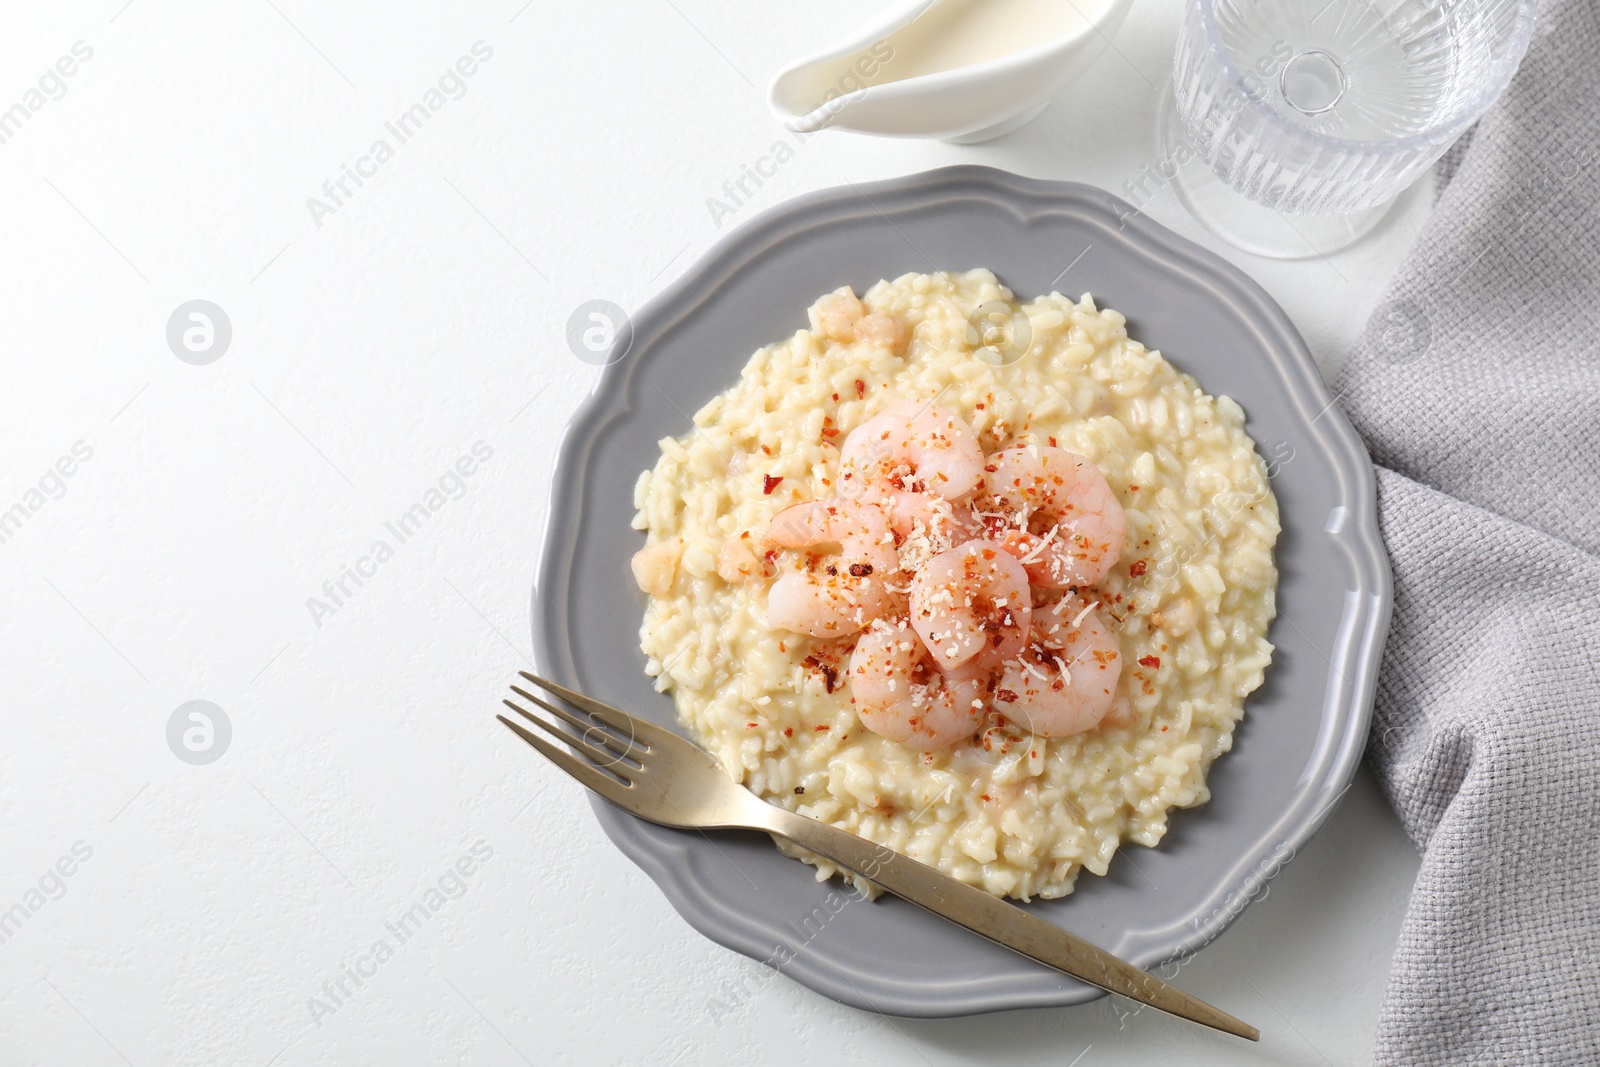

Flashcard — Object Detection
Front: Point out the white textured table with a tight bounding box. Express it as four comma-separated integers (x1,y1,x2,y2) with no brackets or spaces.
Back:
0,1,1422,1064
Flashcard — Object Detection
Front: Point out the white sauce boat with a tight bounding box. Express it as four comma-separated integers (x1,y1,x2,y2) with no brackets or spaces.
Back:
768,0,1135,144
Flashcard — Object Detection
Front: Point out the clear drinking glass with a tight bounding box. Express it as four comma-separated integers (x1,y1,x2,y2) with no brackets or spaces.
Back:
1160,0,1536,258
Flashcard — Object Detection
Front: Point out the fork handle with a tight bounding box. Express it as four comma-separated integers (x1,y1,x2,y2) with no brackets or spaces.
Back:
761,807,1258,1040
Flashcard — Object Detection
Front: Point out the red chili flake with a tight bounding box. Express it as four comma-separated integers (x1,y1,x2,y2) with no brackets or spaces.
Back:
855,379,866,399
746,722,758,729
778,641,786,652
1048,436,1058,447
740,530,751,539
763,474,783,494
1161,725,1169,732
1128,484,1140,492
995,688,1019,703
821,427,839,438
832,392,839,401
815,724,830,732
1128,559,1148,577
980,794,992,802
760,445,772,455
784,727,794,737
975,402,986,410
801,655,839,693
980,548,996,560
1139,655,1161,668
1030,750,1037,759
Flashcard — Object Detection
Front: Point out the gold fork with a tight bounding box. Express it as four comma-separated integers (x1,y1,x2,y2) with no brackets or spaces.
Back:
499,671,1258,1041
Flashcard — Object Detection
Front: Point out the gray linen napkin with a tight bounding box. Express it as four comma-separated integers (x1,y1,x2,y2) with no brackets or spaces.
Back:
1331,0,1600,1061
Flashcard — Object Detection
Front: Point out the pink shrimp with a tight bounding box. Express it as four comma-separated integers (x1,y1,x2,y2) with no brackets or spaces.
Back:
764,500,900,638
984,444,1126,589
848,621,987,751
992,596,1122,738
908,539,1032,672
838,400,987,504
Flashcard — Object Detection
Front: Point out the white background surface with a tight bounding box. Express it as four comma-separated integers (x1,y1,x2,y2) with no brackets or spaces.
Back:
0,1,1426,1064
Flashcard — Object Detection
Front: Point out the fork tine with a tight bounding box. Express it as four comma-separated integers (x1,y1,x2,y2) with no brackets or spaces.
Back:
518,671,666,742
496,715,632,806
500,698,633,776
509,684,642,760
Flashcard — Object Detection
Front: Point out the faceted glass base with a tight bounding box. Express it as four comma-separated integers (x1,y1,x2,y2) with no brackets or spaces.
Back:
1157,85,1394,260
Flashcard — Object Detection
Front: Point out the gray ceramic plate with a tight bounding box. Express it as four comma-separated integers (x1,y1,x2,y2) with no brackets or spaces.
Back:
531,165,1390,1017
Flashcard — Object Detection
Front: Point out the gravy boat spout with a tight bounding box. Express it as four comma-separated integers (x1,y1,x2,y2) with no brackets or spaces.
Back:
768,0,1134,144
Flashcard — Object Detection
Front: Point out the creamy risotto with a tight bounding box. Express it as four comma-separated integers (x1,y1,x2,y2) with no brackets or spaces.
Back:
630,270,1278,901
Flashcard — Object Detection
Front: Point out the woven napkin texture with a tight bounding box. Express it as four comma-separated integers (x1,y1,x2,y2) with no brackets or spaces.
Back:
1331,0,1600,1060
